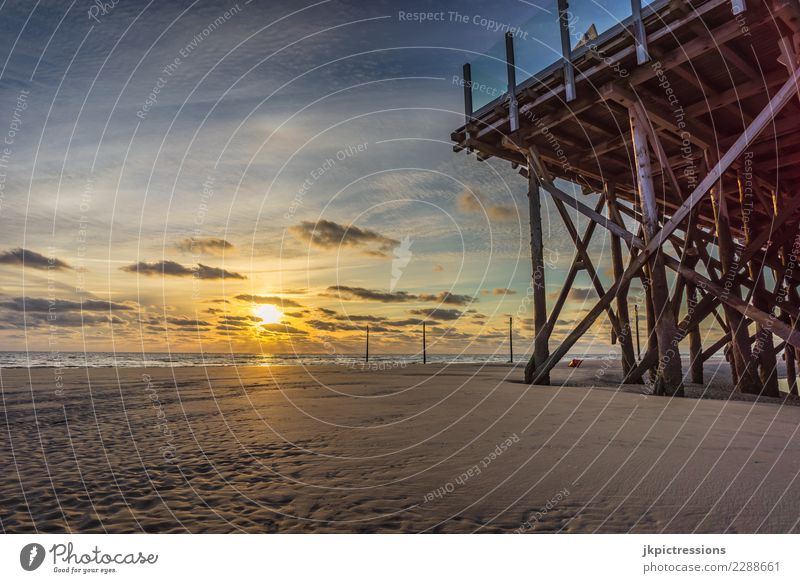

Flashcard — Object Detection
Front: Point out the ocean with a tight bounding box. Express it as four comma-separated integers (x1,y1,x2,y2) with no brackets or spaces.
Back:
0,351,517,368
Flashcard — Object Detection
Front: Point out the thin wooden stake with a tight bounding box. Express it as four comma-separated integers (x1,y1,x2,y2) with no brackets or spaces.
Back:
422,321,427,364
509,316,513,363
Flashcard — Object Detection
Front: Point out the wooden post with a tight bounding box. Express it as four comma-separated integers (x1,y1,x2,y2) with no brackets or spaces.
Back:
635,303,641,359
686,277,704,384
630,106,684,396
365,325,369,363
422,321,427,364
738,176,779,396
782,313,798,396
524,172,550,384
606,182,639,380
462,63,473,126
505,32,519,132
557,0,576,102
630,0,649,64
708,156,760,394
509,316,513,363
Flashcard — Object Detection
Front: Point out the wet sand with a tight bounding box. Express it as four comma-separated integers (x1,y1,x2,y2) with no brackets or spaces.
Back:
1,360,799,533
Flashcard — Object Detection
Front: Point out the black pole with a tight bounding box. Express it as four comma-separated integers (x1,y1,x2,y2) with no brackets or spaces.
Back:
634,304,641,360
509,316,513,363
423,322,427,364
366,325,369,363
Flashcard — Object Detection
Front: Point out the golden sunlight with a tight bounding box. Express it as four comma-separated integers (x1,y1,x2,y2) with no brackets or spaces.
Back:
254,304,283,325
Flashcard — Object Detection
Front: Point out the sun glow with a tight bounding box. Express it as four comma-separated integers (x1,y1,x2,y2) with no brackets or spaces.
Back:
254,304,283,325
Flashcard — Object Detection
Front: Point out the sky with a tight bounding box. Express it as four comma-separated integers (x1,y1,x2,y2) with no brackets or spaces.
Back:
0,0,668,356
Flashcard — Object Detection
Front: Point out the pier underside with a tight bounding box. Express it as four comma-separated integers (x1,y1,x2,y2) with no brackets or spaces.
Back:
452,0,800,396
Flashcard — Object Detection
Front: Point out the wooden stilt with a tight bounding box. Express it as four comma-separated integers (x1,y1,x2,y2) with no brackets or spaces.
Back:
509,316,513,363
422,322,427,364
739,175,780,397
630,105,684,396
708,158,760,394
686,277,704,384
606,182,639,381
525,172,550,384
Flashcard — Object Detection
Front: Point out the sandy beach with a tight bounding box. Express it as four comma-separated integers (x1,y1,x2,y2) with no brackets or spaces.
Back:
2,360,800,533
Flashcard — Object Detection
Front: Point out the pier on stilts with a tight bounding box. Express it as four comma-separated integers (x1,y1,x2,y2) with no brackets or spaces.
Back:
451,0,800,396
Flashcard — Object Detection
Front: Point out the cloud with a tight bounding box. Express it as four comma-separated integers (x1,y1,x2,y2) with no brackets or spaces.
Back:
385,318,432,327
456,189,516,222
121,260,245,280
166,316,212,328
482,288,517,296
408,308,462,321
174,237,234,255
0,248,71,270
568,287,595,302
289,219,399,257
334,314,386,322
324,285,418,303
0,297,134,312
433,264,444,272
234,294,303,307
417,291,474,306
307,319,365,332
261,322,307,335
324,286,473,305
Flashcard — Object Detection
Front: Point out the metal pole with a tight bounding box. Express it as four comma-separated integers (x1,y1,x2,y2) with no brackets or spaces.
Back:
635,304,641,360
422,322,427,364
365,325,369,363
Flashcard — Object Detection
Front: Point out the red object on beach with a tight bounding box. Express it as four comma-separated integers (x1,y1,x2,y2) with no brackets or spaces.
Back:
568,358,583,368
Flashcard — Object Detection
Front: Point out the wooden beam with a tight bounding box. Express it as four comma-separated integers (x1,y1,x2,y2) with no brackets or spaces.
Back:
630,103,685,395
524,173,550,384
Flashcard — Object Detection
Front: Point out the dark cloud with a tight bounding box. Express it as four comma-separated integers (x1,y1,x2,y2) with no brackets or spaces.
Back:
408,308,462,321
234,294,303,307
482,288,517,296
417,291,474,306
121,260,245,280
324,286,418,303
219,315,260,323
324,286,473,305
166,317,212,328
174,237,234,255
385,318,435,327
261,322,307,335
307,319,363,332
335,314,386,322
0,248,71,270
0,297,134,312
317,307,337,316
289,219,399,257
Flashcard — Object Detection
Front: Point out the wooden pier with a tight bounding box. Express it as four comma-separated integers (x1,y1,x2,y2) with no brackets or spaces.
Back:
451,0,800,396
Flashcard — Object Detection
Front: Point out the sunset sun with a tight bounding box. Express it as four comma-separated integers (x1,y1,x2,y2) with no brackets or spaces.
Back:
254,304,283,325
